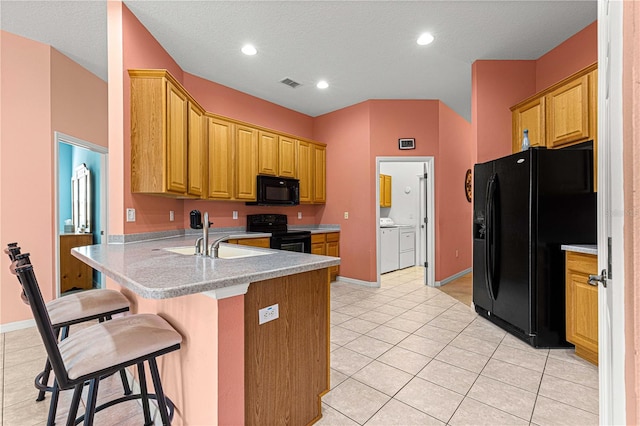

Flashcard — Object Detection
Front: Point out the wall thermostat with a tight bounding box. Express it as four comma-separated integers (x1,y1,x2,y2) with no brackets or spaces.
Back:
398,138,415,150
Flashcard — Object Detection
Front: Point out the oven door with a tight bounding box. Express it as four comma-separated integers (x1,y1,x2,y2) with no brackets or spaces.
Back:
270,234,311,253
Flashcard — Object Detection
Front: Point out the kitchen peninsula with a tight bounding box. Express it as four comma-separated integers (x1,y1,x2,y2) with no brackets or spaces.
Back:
72,234,339,425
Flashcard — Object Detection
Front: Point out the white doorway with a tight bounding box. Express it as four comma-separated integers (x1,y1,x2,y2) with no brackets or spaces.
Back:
596,0,625,422
55,132,108,296
376,157,435,287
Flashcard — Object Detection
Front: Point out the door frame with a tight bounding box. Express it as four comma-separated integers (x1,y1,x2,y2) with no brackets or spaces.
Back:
597,0,625,423
54,132,108,296
375,156,435,287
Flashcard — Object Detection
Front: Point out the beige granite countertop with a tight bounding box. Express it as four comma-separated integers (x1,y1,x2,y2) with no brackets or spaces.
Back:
72,233,340,300
561,244,598,255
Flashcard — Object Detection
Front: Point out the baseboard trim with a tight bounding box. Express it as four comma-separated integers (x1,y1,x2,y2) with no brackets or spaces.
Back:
435,268,472,287
336,276,379,288
0,318,35,333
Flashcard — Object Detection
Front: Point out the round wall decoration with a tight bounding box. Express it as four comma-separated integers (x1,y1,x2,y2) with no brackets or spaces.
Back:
465,169,472,202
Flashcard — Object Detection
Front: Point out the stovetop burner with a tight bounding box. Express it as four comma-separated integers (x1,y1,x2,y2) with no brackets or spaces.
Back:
246,214,310,236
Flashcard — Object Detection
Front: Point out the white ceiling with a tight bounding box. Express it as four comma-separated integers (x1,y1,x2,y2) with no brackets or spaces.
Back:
1,1,597,121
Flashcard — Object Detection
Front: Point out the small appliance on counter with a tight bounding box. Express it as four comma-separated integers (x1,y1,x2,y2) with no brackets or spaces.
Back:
380,217,396,228
247,214,311,253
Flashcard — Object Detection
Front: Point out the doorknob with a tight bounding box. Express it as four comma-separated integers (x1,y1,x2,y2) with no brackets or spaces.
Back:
588,269,607,287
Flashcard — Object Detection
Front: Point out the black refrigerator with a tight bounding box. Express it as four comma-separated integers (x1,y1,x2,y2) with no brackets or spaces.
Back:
473,146,596,348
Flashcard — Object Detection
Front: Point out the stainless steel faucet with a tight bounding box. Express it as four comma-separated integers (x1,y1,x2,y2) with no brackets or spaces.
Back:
194,212,211,256
210,235,233,258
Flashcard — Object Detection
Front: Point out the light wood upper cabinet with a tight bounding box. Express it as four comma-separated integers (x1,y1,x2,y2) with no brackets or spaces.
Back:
235,124,258,200
130,69,327,201
299,140,327,204
188,102,206,197
258,130,278,176
312,144,326,203
512,97,545,153
278,136,297,178
130,71,190,195
546,74,591,148
380,174,392,207
510,63,597,154
298,141,312,203
207,117,234,200
565,251,599,365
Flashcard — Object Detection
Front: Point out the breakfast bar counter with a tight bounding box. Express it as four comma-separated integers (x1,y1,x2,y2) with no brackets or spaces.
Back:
72,234,339,426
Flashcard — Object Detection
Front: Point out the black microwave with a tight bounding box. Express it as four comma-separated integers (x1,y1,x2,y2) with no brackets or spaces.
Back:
247,175,300,206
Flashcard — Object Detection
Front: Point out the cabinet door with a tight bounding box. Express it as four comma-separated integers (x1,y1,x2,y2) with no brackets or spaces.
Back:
566,252,599,364
312,144,326,203
188,102,206,197
298,141,312,203
383,175,392,207
235,125,258,200
512,97,545,153
236,238,271,248
311,243,325,255
207,117,234,199
546,75,590,148
60,234,93,293
379,175,384,207
165,80,189,194
258,130,278,176
278,136,297,178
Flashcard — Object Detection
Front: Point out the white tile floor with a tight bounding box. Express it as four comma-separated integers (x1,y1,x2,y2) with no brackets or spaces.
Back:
0,266,599,425
319,267,599,426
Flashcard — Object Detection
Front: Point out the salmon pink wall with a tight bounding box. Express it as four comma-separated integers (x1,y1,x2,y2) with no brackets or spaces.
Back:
471,60,536,164
0,31,53,326
536,21,598,92
0,32,108,326
437,102,473,279
51,50,108,146
121,5,320,234
313,102,372,282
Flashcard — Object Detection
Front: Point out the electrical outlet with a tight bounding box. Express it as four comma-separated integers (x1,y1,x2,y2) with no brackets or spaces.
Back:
126,208,136,222
297,212,302,219
344,211,349,219
169,211,175,222
233,211,238,220
455,249,459,258
258,304,279,325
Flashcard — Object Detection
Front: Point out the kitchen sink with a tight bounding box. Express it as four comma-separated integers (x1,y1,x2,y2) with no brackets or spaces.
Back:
163,244,274,259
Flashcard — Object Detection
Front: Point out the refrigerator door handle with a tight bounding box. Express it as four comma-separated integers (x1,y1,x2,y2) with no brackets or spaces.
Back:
485,174,498,301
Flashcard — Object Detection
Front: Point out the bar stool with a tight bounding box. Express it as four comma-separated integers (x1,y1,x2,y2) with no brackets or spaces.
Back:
11,258,182,426
4,244,132,418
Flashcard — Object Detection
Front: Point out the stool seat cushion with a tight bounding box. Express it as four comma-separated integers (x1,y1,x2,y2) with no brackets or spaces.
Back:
59,314,182,380
47,289,130,326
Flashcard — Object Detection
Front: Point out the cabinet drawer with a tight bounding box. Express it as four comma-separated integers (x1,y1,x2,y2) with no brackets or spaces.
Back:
311,234,326,244
326,232,339,243
399,231,415,251
399,251,415,269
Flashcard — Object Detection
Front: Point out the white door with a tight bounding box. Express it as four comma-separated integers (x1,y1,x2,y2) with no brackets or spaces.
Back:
597,0,625,423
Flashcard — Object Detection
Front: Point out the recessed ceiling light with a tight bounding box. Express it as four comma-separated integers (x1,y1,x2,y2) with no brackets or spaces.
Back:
417,33,434,46
317,80,329,89
241,44,257,55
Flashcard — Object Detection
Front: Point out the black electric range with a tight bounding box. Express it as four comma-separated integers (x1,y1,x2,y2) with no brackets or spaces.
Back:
246,214,311,253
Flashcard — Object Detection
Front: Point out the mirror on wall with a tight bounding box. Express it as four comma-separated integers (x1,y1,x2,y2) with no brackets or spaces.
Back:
72,163,91,233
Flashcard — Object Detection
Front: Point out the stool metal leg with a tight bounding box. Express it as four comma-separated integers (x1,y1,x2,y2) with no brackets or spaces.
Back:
138,363,153,426
84,378,100,426
46,379,60,426
149,358,171,426
65,383,83,426
38,327,62,402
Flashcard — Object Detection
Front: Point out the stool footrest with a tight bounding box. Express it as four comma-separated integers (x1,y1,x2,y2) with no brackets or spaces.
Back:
72,393,175,425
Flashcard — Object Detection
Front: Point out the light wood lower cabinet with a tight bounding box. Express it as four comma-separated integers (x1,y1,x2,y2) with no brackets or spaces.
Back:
565,251,599,365
60,234,94,293
227,237,271,248
311,232,339,281
244,269,329,425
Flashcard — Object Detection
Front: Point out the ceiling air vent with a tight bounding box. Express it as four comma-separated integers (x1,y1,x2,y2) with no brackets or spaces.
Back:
280,78,301,88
